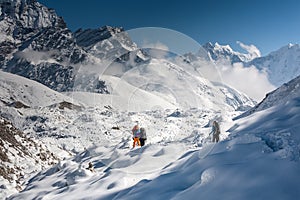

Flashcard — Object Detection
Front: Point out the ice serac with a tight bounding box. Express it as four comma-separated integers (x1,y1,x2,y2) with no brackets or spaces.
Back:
0,0,87,92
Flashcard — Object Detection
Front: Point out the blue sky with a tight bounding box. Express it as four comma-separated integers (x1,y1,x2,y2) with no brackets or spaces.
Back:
38,0,300,56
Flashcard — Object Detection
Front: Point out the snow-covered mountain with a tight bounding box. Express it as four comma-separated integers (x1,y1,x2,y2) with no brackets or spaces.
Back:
102,57,255,112
194,42,300,88
74,25,150,78
202,42,257,64
248,43,300,87
0,0,87,92
74,26,144,61
0,0,298,97
0,0,150,93
1,0,300,199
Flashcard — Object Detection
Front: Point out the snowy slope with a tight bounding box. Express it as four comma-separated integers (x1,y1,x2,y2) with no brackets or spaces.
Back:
0,116,59,199
102,58,255,112
70,75,177,112
0,70,75,108
248,44,300,87
1,39,298,200
8,91,300,200
236,74,300,119
0,69,241,199
0,69,229,156
4,63,299,199
2,1,299,199
2,58,297,200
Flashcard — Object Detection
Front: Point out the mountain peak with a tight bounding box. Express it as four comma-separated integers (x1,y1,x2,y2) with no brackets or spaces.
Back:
202,42,214,49
270,43,300,54
248,43,300,87
201,41,263,63
0,0,66,30
0,0,36,5
214,42,233,52
202,42,244,63
100,25,124,33
203,42,233,52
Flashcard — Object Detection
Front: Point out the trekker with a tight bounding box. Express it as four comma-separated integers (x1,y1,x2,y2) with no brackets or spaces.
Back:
132,122,141,148
87,162,95,172
210,121,221,143
139,127,147,146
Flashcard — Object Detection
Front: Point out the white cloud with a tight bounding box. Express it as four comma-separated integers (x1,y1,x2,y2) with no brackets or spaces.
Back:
141,41,169,59
220,63,275,101
193,59,275,101
142,41,169,51
237,41,261,58
16,49,61,65
193,42,274,101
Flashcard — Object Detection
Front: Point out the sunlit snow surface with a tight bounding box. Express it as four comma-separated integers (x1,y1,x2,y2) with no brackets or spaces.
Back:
1,0,300,198
7,95,300,199
8,97,300,200
1,69,300,199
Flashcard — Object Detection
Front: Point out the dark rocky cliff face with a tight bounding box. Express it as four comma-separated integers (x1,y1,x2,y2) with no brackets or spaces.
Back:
0,0,146,93
0,0,87,92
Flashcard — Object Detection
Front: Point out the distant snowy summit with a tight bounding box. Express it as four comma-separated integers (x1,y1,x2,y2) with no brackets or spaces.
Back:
202,42,260,64
247,43,300,87
196,42,300,87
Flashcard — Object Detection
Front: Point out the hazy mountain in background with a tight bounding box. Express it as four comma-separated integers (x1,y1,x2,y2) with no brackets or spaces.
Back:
247,44,300,87
198,42,300,88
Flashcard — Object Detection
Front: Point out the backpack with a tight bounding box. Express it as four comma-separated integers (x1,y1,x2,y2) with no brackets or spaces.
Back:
140,127,147,139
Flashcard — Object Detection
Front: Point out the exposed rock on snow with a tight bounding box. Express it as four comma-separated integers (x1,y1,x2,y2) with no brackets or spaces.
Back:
0,116,59,198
